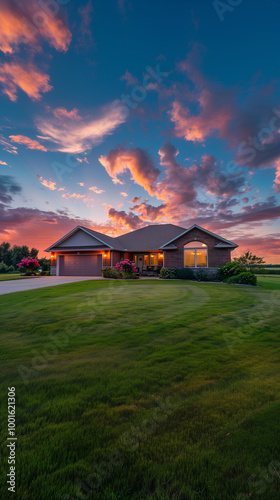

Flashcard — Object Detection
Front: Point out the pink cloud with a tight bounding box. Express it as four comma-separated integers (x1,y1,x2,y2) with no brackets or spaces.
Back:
0,0,71,54
273,159,280,193
9,135,47,151
36,101,127,153
120,70,138,86
89,186,105,194
99,147,161,195
52,108,81,120
0,60,52,101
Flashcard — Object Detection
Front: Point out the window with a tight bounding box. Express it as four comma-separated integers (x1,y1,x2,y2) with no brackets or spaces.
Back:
184,241,207,268
150,254,158,265
144,255,149,265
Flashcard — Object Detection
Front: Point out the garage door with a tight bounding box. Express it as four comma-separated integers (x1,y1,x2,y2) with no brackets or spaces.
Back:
59,254,102,276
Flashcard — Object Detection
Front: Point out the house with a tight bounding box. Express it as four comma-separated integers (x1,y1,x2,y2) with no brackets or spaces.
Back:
45,224,238,276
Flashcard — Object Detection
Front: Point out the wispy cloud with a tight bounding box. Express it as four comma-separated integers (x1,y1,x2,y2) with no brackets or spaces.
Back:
89,186,105,194
0,60,52,101
36,101,127,153
0,0,71,54
10,135,47,151
120,191,128,197
0,135,18,154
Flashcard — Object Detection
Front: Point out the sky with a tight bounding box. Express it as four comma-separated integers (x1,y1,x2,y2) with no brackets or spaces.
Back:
0,0,280,262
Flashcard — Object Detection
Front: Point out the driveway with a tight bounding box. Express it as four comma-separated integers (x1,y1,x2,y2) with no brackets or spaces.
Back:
0,276,104,295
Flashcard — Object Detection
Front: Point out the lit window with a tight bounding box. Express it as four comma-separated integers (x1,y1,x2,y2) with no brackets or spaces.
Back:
150,254,158,265
144,255,149,265
184,241,207,268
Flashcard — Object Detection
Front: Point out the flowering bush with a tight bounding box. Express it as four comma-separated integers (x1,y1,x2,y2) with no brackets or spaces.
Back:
115,259,138,277
17,257,40,274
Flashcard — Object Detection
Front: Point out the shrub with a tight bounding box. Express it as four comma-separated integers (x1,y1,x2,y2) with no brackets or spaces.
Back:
46,271,50,276
16,257,40,274
225,271,257,286
115,260,137,278
0,261,8,273
102,267,120,279
160,267,177,279
196,269,220,282
7,265,15,273
176,268,195,280
217,261,244,281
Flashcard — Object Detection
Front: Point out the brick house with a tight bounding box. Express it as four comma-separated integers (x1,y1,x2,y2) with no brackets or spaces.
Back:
46,224,238,276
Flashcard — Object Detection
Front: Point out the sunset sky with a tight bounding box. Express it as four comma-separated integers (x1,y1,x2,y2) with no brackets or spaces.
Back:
0,0,280,261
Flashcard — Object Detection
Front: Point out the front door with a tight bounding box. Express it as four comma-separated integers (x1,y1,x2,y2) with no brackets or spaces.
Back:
137,254,144,272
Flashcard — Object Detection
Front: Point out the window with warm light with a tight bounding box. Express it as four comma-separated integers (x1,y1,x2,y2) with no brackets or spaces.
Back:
144,255,149,265
150,254,158,265
184,241,207,267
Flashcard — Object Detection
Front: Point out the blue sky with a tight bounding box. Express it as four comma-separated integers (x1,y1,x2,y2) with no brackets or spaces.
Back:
0,0,280,260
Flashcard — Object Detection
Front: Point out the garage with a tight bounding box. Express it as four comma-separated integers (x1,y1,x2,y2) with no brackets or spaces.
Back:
58,254,102,276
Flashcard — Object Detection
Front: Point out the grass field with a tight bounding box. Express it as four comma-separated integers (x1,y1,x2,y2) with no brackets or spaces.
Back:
0,274,32,281
1,277,280,499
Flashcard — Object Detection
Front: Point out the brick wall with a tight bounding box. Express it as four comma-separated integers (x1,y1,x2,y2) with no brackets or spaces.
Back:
163,228,233,268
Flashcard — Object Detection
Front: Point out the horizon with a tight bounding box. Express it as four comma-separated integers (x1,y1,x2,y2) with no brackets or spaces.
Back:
0,0,280,263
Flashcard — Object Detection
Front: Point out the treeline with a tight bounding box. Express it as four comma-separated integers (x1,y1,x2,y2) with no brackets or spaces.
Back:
0,242,50,273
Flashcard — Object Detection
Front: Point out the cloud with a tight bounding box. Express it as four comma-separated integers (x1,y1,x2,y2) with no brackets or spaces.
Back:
0,135,18,154
120,70,138,86
0,161,8,165
38,177,56,191
99,146,161,195
62,192,86,200
78,182,84,187
0,175,21,203
273,159,280,193
131,201,166,221
108,207,142,230
36,101,127,153
131,196,142,203
77,1,94,49
51,107,81,120
120,192,128,197
89,186,104,194
0,60,52,101
9,135,47,151
0,0,71,54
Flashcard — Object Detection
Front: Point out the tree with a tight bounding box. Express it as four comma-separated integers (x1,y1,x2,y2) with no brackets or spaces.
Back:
30,247,39,258
234,251,265,270
0,242,12,265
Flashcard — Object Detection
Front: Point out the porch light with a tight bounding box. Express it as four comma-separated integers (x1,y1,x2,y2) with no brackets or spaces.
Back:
51,255,55,259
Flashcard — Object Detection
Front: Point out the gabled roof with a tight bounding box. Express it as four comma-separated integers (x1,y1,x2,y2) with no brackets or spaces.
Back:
45,226,120,252
45,223,238,252
114,224,186,251
160,224,238,249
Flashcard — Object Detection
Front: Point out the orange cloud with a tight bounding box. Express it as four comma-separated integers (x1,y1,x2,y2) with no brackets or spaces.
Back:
0,1,71,54
0,61,52,101
38,177,56,190
9,135,47,151
52,107,81,120
170,94,232,142
99,147,161,196
120,192,128,197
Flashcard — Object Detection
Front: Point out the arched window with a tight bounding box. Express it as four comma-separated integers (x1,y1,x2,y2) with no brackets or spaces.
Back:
184,241,208,268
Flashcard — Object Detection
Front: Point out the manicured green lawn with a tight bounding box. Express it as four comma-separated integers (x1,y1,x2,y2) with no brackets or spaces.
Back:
0,274,32,281
1,278,280,499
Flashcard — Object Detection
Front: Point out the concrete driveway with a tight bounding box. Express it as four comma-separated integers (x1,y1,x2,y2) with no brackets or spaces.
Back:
0,276,104,296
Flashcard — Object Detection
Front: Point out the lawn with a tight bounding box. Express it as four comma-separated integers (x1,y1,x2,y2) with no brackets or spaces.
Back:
0,277,280,499
0,274,33,281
